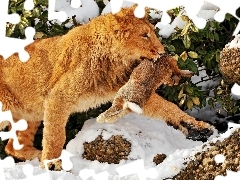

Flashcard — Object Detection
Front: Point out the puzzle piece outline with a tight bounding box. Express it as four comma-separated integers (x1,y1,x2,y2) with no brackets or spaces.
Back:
43,150,74,172
0,0,35,62
0,102,28,150
21,164,50,180
110,0,240,35
79,169,109,180
0,156,15,180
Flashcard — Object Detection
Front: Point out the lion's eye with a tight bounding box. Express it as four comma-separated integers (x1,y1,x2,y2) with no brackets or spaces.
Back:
142,33,149,38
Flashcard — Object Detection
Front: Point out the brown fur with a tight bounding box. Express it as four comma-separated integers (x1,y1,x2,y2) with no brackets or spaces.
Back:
97,55,194,124
0,6,212,167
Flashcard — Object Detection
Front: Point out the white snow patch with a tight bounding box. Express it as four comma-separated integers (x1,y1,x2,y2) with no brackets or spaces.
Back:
55,0,99,24
101,1,134,15
124,101,143,114
214,154,225,164
66,114,217,179
2,115,239,179
226,34,240,49
231,83,240,99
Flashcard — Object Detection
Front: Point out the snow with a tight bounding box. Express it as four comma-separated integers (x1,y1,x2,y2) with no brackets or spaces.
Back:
155,12,186,38
2,115,240,180
156,1,219,38
226,34,240,49
55,0,99,24
231,83,240,99
101,1,134,15
124,102,143,114
214,154,225,164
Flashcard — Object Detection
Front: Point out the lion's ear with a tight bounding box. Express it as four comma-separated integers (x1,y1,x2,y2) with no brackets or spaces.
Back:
131,4,149,19
116,4,148,19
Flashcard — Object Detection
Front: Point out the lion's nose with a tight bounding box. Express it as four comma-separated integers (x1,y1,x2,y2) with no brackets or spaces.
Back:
157,45,165,54
151,47,165,55
157,47,165,54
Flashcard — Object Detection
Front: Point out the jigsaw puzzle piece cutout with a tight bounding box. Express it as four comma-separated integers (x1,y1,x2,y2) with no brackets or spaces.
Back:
0,102,28,150
44,150,74,171
116,159,158,180
24,0,34,11
79,169,109,180
109,0,207,29
215,170,240,180
71,0,82,8
0,0,20,40
206,0,240,21
183,0,207,29
206,0,240,35
0,156,15,180
0,0,35,62
0,27,35,62
48,0,68,22
110,0,124,14
21,164,50,180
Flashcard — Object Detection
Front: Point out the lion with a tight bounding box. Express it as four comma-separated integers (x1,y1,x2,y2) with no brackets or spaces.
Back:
0,5,213,168
97,55,194,134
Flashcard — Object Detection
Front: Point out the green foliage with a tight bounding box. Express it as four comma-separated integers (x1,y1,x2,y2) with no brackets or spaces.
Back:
157,8,239,114
7,0,75,39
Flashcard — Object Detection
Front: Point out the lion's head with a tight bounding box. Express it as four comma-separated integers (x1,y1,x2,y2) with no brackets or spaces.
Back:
114,6,164,61
93,5,165,63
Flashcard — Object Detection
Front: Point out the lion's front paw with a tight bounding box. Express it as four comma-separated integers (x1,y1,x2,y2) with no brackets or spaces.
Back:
41,159,63,171
96,113,106,123
104,116,119,123
96,112,120,123
167,119,214,142
180,121,215,142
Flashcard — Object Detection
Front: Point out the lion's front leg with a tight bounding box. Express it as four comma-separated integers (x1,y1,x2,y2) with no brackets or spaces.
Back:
41,96,70,170
142,93,214,140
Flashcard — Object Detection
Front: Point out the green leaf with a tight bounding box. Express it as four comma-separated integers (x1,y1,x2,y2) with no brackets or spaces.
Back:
198,50,207,55
190,24,198,32
171,33,179,40
183,35,191,49
225,14,231,21
192,97,200,105
186,60,198,74
6,24,16,37
188,51,198,59
180,51,188,61
181,23,191,36
33,7,41,17
202,98,207,107
167,45,176,52
185,86,194,94
35,21,43,29
203,51,215,68
233,106,239,114
187,100,194,109
181,15,190,21
215,50,220,62
214,33,219,41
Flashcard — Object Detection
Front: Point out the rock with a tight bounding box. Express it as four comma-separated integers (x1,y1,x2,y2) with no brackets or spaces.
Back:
153,153,167,165
219,47,240,84
82,135,131,164
173,129,240,180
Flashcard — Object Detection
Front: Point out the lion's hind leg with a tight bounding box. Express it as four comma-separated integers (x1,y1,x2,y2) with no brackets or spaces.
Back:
5,120,42,161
